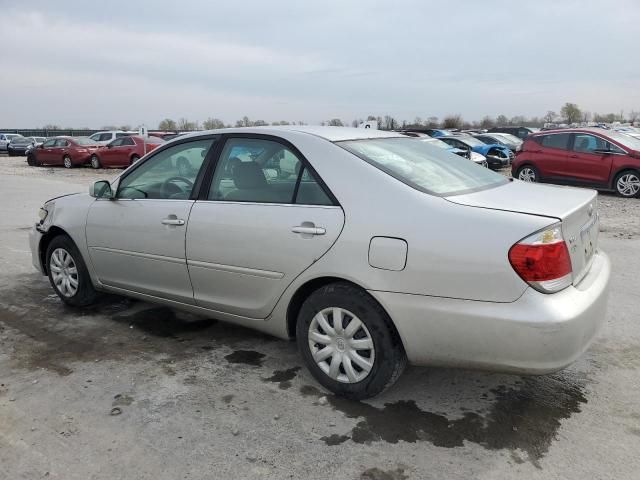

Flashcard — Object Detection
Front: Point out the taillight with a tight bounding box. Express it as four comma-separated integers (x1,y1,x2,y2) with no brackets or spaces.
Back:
508,224,572,293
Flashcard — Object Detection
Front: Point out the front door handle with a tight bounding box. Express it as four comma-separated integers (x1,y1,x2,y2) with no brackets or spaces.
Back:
162,217,185,226
292,225,325,235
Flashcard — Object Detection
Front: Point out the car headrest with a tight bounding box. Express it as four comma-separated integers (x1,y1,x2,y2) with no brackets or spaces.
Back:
233,162,267,189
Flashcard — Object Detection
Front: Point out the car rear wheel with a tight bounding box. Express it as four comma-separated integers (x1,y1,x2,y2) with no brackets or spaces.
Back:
63,155,73,168
130,154,140,165
46,235,99,306
615,170,640,198
517,165,538,182
90,154,101,169
296,282,406,400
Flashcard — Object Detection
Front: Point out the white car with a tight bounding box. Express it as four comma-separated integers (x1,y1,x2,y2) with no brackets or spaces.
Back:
29,126,610,399
0,133,23,151
89,131,136,145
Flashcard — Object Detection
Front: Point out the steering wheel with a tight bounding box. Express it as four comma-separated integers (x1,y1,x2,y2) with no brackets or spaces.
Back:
161,176,194,198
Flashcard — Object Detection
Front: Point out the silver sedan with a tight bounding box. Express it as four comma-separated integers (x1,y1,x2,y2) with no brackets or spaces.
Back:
29,126,611,399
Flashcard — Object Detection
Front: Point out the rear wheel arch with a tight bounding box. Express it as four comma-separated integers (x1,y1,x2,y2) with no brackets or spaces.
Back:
286,277,404,347
611,167,640,188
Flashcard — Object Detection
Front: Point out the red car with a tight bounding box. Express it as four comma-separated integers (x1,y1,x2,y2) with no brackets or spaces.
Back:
90,135,165,168
27,136,102,168
512,128,640,197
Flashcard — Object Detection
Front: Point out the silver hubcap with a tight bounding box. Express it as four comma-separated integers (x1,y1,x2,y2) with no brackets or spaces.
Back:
50,248,79,297
617,173,640,196
518,167,536,182
91,156,99,168
64,157,71,168
308,307,375,384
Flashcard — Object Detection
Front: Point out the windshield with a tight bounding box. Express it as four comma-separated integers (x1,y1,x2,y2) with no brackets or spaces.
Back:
339,137,507,196
452,135,486,147
421,138,454,149
606,130,640,150
74,137,99,146
495,133,522,144
6,134,22,140
11,137,32,144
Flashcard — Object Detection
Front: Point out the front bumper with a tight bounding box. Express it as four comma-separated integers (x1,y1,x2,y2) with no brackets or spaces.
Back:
29,225,45,274
370,251,610,374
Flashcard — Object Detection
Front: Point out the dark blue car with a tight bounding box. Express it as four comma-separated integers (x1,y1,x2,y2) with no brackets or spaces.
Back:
438,134,513,170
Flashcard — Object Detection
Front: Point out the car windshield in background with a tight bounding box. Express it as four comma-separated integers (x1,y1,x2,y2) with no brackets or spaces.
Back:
498,133,522,144
10,137,32,144
339,137,507,196
606,130,640,151
74,137,99,146
421,138,454,150
455,136,486,147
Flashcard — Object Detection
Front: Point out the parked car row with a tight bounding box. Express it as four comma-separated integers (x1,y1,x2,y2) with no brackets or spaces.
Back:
25,135,165,168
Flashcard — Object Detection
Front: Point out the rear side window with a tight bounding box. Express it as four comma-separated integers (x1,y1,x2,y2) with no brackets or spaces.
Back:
208,138,334,205
340,137,507,196
541,134,570,150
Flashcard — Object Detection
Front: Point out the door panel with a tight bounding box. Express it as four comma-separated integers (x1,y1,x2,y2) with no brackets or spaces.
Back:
566,134,613,184
186,202,344,317
86,199,196,302
536,133,570,177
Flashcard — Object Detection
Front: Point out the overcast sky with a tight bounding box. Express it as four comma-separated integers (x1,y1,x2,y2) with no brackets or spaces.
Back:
2,0,639,128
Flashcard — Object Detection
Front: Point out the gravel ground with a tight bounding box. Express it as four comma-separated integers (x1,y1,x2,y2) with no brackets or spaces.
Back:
1,153,639,480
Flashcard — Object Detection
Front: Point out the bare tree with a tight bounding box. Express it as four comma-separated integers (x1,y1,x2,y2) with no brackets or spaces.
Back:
426,116,439,128
177,118,198,131
202,118,225,130
543,111,557,124
480,116,495,128
560,103,582,124
158,118,177,130
327,118,344,126
442,114,463,129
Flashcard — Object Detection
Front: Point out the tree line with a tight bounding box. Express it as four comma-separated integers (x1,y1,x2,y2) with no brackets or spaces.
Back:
38,103,639,132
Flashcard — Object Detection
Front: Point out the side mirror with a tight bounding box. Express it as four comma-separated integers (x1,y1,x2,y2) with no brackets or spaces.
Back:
38,144,44,149
90,180,113,199
107,143,113,149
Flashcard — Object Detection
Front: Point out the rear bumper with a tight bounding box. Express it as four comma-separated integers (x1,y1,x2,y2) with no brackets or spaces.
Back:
370,251,610,374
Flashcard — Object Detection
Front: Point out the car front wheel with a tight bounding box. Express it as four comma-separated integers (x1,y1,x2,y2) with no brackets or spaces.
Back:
517,165,538,182
46,235,99,306
296,282,406,400
63,155,73,168
614,170,640,198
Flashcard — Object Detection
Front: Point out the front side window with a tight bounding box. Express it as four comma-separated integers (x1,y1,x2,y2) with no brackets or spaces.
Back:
43,139,56,148
340,137,506,196
55,139,68,147
109,138,125,147
573,134,607,154
117,139,214,200
209,138,328,204
121,136,135,146
541,133,570,150
89,133,100,142
100,133,112,142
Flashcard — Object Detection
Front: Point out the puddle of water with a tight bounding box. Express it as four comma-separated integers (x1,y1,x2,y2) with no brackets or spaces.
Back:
224,350,265,366
263,366,301,389
316,373,587,465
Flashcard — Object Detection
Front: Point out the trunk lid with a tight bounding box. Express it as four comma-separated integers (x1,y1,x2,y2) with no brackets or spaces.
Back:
446,180,599,285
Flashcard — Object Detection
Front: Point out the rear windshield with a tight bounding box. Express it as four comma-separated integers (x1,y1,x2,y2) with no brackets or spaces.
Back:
339,137,507,196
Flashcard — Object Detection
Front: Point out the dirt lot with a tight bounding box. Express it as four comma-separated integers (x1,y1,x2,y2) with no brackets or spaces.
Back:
1,154,639,480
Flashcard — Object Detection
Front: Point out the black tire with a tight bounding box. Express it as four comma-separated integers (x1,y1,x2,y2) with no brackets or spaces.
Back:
613,169,640,198
63,155,73,168
90,154,101,169
516,164,539,183
296,282,406,400
130,154,140,165
46,235,99,307
27,154,36,166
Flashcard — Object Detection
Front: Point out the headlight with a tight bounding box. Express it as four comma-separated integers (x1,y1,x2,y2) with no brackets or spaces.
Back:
38,207,48,223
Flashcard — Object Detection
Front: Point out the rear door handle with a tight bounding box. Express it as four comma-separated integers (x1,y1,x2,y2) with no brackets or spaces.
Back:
162,218,185,226
292,226,325,235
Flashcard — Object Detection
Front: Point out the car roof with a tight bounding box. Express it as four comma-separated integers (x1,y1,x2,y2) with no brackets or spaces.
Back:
183,126,405,142
530,127,612,137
